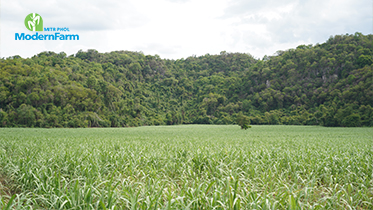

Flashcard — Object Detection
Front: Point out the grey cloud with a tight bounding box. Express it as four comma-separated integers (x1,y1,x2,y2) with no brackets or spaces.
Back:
272,1,370,43
223,0,372,46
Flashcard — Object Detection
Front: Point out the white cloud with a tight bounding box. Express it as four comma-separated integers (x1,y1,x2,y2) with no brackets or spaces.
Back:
0,0,371,59
2,0,148,30
221,0,372,57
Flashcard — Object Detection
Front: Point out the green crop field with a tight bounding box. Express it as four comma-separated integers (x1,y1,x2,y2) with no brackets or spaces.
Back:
0,125,372,209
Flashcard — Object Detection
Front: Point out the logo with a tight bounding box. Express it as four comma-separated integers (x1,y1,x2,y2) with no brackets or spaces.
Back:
16,13,79,41
24,13,43,31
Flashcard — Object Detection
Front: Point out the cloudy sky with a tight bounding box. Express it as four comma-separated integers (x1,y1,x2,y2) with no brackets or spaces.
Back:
0,0,371,59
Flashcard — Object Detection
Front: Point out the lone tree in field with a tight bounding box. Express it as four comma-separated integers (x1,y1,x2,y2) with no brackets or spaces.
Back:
237,112,251,130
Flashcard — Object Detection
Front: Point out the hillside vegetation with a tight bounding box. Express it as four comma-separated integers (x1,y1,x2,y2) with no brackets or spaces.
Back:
0,33,372,127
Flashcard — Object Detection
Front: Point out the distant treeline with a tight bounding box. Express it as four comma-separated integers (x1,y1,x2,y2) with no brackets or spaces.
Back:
0,32,372,127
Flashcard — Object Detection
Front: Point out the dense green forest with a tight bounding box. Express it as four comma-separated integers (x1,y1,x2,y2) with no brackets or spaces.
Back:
0,33,372,127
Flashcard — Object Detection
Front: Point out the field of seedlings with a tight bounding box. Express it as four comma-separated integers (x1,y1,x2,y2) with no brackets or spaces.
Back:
0,125,372,209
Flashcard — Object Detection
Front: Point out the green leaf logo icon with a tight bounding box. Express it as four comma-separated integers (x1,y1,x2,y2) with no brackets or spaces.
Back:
24,13,43,31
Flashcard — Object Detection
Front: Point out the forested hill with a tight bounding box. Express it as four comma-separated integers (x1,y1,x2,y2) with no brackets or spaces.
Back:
0,33,372,128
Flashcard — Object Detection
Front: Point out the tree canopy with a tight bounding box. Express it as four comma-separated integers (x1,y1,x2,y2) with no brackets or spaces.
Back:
0,33,372,127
